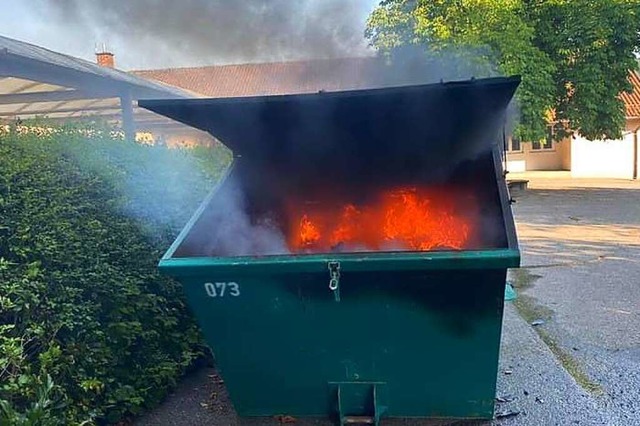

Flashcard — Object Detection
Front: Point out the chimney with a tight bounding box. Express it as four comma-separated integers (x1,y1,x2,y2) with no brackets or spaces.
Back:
96,43,115,68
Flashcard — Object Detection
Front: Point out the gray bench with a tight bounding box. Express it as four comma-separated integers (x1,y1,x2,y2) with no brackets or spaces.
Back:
507,179,529,191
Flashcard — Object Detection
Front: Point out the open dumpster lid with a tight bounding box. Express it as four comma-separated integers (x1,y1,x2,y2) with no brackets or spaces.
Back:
139,76,521,170
146,76,522,267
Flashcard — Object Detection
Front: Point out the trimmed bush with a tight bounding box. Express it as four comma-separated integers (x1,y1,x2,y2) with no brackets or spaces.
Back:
0,124,231,424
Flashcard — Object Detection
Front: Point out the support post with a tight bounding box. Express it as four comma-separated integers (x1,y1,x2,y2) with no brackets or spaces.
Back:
120,91,135,142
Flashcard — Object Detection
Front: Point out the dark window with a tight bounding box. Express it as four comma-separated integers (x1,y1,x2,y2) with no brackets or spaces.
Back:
511,137,521,152
532,127,554,150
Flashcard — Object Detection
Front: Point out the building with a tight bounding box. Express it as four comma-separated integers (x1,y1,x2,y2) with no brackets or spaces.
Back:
506,71,640,179
2,34,637,178
136,58,640,179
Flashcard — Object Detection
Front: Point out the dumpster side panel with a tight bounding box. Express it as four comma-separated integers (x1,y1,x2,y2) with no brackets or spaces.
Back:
179,268,506,419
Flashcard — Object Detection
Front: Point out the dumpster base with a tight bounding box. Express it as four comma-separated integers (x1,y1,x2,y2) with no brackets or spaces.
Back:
173,267,510,422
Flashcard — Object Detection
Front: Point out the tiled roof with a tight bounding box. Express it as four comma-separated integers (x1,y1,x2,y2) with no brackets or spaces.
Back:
132,57,397,98
621,70,640,118
135,58,640,119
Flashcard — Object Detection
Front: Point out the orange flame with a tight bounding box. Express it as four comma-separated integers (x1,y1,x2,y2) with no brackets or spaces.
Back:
299,214,321,247
288,186,477,253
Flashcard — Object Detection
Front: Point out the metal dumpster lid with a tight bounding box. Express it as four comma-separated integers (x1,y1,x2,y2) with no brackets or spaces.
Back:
139,76,521,162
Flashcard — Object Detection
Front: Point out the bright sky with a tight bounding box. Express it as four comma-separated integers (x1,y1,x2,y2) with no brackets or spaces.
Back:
0,0,380,70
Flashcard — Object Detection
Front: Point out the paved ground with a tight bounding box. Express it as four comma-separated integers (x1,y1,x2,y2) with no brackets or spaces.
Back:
137,172,640,426
508,173,640,425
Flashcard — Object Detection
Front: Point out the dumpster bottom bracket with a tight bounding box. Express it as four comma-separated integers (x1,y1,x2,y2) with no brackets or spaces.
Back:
331,382,387,426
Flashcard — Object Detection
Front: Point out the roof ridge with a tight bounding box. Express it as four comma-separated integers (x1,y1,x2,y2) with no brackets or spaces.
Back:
132,55,379,74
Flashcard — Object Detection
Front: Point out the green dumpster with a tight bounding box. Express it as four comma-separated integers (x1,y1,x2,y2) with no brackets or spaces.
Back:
140,76,521,425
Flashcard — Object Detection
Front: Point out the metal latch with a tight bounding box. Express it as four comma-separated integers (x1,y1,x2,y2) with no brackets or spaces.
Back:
328,261,341,302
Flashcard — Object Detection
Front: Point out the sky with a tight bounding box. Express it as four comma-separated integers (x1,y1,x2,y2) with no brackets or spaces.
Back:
0,0,380,70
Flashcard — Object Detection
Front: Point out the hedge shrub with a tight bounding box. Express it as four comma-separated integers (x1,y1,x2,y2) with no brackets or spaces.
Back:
0,124,231,424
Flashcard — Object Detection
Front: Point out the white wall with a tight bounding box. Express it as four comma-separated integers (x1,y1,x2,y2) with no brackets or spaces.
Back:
571,133,635,179
506,159,526,173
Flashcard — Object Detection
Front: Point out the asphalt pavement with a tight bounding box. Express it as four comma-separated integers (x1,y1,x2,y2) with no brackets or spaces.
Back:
136,173,640,426
508,173,640,425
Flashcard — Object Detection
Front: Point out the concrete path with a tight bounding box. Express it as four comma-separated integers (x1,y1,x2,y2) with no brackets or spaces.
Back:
137,174,640,425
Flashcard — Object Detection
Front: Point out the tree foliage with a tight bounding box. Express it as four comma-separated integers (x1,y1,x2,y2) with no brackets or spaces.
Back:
366,0,640,141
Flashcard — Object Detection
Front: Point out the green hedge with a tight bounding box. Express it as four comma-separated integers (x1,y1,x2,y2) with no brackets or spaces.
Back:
0,125,231,424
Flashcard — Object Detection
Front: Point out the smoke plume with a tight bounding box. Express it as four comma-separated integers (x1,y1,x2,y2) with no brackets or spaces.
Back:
34,0,375,69
180,176,290,257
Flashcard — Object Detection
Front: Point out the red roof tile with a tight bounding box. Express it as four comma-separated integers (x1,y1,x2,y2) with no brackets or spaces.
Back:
133,57,387,98
621,70,640,118
135,59,640,119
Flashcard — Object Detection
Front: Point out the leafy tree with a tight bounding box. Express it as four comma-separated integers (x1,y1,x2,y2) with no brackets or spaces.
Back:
366,0,640,141
531,0,640,139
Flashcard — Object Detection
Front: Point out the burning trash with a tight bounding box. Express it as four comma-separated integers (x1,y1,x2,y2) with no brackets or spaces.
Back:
287,186,479,253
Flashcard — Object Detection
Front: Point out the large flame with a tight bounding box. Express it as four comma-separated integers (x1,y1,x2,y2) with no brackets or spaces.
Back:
288,186,477,253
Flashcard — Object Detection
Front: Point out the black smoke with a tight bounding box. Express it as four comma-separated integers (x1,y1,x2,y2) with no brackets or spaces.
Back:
34,0,375,69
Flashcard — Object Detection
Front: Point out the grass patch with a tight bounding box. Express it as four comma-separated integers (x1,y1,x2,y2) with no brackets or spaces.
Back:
538,329,603,395
509,267,542,290
513,294,554,324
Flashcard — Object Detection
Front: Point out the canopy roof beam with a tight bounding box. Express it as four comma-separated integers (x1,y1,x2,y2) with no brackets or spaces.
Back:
0,50,181,100
0,52,129,95
0,89,116,105
0,104,121,117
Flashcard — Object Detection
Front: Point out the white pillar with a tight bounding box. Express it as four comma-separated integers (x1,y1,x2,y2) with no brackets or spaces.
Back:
120,91,135,141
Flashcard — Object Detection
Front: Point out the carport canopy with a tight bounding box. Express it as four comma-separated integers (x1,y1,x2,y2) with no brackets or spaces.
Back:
0,35,193,139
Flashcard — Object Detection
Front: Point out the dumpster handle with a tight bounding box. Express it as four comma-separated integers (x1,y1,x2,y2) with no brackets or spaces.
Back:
328,261,341,302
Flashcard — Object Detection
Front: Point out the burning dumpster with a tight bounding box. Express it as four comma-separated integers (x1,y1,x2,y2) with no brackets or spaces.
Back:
140,76,521,425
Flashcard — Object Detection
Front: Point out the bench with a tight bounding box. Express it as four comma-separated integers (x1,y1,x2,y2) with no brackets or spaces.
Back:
507,179,529,191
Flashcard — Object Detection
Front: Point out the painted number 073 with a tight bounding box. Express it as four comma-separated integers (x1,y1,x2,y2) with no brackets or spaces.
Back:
204,282,240,298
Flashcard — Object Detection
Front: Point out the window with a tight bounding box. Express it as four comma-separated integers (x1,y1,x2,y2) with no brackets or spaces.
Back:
505,136,522,152
531,127,554,150
510,136,522,152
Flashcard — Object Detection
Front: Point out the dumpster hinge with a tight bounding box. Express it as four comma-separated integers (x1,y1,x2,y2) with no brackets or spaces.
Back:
328,261,341,302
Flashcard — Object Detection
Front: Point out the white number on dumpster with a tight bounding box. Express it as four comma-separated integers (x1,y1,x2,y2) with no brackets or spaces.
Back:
204,282,240,298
